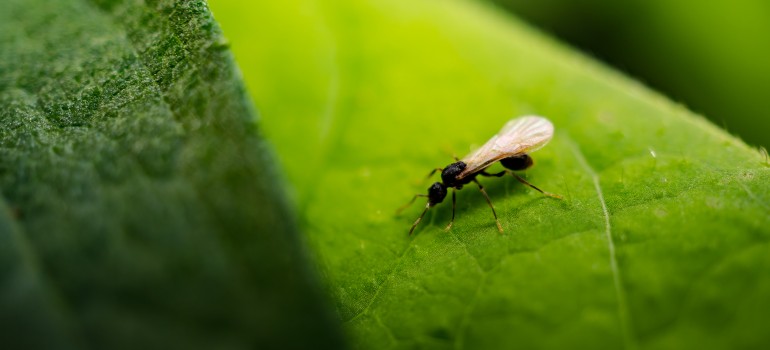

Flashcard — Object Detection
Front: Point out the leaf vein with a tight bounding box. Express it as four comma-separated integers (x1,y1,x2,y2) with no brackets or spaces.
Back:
343,241,416,323
454,274,486,350
449,230,484,273
566,134,637,350
738,180,770,211
374,313,399,346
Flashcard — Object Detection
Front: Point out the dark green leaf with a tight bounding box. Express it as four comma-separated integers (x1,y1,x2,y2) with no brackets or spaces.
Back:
0,0,343,348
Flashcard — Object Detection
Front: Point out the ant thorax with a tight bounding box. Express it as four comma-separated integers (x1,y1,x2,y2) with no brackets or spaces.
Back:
440,161,466,187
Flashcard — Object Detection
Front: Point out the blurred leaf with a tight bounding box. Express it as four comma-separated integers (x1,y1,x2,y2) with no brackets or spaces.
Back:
489,0,770,147
211,0,770,349
0,0,343,348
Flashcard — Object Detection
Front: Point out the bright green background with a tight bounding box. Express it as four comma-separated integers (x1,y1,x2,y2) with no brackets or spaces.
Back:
209,0,770,349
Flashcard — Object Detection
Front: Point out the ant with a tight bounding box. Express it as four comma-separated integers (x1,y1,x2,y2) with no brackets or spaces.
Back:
398,116,561,235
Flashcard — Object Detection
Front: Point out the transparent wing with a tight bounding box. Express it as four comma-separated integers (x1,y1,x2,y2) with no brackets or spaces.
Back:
458,115,554,178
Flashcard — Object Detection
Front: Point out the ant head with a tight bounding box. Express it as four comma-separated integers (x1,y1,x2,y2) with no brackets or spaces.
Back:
441,161,466,187
428,182,447,206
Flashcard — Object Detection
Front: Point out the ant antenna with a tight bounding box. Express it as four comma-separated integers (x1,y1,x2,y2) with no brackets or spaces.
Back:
396,194,428,215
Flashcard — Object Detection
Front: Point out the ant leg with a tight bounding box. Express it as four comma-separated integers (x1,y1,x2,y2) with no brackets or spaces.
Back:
480,170,506,177
396,194,428,215
444,190,456,231
425,167,443,180
510,172,562,199
472,178,503,233
409,202,431,235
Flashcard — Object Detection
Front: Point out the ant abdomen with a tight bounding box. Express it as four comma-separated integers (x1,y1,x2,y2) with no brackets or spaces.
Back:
500,154,533,171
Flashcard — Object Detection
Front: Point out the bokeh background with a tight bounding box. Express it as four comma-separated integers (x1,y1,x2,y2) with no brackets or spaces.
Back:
489,0,770,148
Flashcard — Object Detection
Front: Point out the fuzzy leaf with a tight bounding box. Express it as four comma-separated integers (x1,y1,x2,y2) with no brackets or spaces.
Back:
0,0,343,348
210,0,770,349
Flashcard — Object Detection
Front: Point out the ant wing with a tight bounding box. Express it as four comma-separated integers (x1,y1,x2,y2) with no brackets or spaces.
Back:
458,115,554,178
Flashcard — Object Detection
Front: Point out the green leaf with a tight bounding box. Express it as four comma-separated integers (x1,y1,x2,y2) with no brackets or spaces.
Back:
0,0,343,348
211,0,770,349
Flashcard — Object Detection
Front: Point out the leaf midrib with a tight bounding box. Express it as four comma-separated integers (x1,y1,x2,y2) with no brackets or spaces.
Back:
565,133,637,350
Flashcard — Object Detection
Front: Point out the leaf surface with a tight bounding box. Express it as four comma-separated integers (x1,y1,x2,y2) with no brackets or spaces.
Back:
210,0,770,349
0,0,343,348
